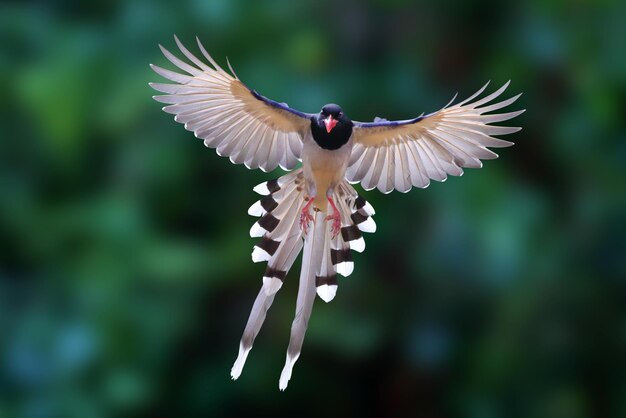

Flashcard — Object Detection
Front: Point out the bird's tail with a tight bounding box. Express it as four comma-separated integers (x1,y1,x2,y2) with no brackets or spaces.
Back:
230,168,376,390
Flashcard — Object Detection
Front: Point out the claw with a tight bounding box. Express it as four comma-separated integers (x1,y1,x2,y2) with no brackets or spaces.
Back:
300,211,314,235
326,196,342,238
326,212,341,237
300,197,315,235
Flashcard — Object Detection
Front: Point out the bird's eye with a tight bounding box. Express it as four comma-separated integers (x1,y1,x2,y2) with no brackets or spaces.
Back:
338,112,343,117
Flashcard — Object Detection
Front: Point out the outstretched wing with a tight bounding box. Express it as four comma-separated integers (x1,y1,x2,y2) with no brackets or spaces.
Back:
150,36,312,172
347,82,524,193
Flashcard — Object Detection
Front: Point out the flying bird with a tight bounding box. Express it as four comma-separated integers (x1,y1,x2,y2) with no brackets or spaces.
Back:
150,36,524,390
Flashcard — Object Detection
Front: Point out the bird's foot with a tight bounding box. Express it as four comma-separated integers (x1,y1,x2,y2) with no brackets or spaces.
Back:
326,196,342,238
326,211,341,238
300,198,315,235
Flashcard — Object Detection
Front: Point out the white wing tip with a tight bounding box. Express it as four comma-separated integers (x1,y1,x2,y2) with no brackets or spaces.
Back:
317,284,338,303
230,344,251,380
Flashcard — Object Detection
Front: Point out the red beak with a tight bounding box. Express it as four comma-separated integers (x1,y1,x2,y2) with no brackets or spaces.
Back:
324,115,338,133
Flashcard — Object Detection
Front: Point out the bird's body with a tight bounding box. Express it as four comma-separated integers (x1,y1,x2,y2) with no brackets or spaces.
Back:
302,128,353,211
150,36,524,390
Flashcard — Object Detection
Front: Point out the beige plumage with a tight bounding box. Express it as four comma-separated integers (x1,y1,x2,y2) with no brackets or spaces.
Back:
150,36,523,390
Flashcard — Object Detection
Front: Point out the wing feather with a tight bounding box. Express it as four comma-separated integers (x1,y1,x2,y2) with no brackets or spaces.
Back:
366,145,388,191
406,139,430,188
455,81,491,107
150,37,312,172
348,82,523,192
377,144,393,193
230,119,263,164
392,144,407,193
174,35,213,72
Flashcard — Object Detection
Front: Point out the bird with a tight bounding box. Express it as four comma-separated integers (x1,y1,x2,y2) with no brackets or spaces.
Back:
150,36,524,390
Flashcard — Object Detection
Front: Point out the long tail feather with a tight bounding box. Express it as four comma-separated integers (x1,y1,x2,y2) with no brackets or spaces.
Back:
279,210,326,390
322,182,376,293
230,286,277,380
232,174,376,389
231,170,305,380
315,220,337,302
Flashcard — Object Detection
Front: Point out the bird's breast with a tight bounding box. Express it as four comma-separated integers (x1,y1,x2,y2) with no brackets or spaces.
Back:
302,133,353,208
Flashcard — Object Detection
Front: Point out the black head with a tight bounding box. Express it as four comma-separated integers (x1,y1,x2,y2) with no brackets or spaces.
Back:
311,104,353,150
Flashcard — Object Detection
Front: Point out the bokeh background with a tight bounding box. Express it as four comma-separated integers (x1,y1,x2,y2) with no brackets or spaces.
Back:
1,0,625,417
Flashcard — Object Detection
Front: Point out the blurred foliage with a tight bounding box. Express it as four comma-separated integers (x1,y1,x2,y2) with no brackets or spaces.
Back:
1,0,625,417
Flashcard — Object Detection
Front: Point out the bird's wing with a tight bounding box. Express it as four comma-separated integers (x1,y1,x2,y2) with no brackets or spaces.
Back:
150,36,313,172
347,82,524,193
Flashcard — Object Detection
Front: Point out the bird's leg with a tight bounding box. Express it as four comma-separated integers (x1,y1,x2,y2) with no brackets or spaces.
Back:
326,195,342,238
300,196,315,235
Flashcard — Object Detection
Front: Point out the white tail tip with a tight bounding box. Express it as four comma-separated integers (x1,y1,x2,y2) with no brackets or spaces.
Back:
247,200,265,216
316,284,338,302
278,353,299,391
363,201,375,215
249,222,265,238
336,261,354,277
251,246,271,262
262,276,283,295
253,182,270,195
350,237,366,253
357,217,377,233
230,344,251,380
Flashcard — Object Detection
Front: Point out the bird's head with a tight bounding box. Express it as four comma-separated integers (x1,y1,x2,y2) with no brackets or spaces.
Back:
319,104,349,133
311,104,353,150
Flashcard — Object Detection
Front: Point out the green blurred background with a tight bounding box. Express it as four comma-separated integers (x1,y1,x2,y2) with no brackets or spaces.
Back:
1,0,625,417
